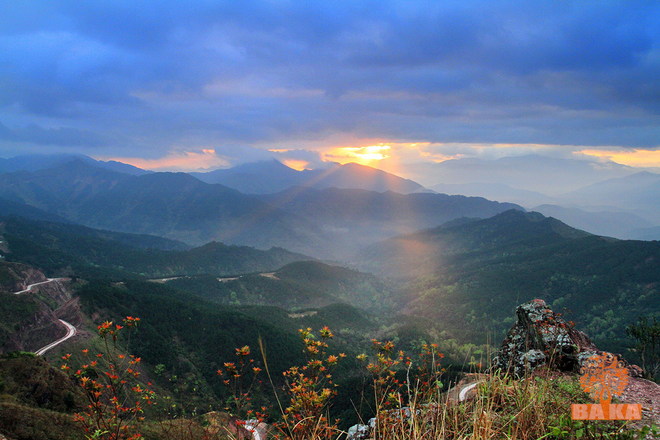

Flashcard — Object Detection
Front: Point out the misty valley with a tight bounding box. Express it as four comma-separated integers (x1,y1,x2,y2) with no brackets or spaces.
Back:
0,155,658,440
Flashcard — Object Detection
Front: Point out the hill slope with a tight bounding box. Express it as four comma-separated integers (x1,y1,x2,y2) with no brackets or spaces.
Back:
360,210,660,355
166,260,394,313
0,216,311,278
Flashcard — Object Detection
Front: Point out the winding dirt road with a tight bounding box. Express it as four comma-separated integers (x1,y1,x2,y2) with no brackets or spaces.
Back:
13,278,59,294
11,278,77,356
34,319,77,355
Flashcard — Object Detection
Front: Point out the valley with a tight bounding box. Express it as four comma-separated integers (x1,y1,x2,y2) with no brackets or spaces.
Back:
0,155,658,440
4,3,660,438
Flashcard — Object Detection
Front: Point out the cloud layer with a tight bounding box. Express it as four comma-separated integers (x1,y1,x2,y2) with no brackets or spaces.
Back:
1,0,658,168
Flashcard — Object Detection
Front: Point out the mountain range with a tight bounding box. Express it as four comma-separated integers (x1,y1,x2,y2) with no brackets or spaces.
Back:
0,153,148,175
532,204,656,240
0,158,520,258
0,160,658,439
192,159,424,194
1,153,659,244
560,171,660,221
420,157,660,238
410,154,644,195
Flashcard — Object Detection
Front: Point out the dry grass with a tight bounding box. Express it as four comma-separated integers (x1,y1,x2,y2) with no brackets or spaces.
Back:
356,370,651,440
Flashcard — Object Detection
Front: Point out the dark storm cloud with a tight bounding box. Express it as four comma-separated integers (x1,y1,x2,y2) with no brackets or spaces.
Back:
0,0,658,156
0,121,108,147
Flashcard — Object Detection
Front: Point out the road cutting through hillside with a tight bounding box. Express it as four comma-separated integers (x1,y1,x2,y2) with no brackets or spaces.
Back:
13,278,61,294
34,319,77,356
458,381,481,402
11,278,77,355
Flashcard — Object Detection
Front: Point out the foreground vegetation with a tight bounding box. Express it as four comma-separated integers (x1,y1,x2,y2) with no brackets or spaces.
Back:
1,210,658,439
1,318,656,440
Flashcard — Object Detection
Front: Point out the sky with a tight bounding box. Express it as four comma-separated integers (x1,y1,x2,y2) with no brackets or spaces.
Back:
1,0,659,177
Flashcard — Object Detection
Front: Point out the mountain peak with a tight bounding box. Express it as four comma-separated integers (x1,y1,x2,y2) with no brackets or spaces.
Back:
0,153,148,176
415,209,591,247
193,160,425,194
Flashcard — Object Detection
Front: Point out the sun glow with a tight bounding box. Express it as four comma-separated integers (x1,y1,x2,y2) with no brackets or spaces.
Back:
324,145,391,165
578,148,660,167
101,149,228,171
282,159,310,171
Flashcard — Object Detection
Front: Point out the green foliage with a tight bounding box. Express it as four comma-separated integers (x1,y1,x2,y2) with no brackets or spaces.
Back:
0,402,80,440
0,352,82,412
166,260,396,314
0,291,40,350
0,353,83,440
75,280,305,412
365,211,660,355
1,216,310,278
626,315,659,380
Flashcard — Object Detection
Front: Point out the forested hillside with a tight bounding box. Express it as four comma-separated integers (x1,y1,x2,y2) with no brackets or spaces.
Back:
360,210,660,356
0,216,311,278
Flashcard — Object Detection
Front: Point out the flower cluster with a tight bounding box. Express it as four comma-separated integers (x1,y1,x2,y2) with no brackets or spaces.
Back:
360,339,407,409
275,327,344,440
62,316,153,440
357,340,446,440
416,343,445,401
216,344,266,422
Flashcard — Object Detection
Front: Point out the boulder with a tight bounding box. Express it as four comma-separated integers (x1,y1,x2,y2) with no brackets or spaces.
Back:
493,299,641,377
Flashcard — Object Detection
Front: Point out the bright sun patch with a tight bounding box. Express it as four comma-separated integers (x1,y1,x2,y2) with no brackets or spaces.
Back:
324,145,391,165
282,159,310,171
578,148,660,167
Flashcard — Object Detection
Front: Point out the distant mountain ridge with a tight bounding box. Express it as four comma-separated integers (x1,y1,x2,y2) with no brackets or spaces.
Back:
417,157,660,237
0,160,521,259
532,204,656,240
561,171,660,223
358,210,591,277
0,153,149,175
411,154,640,195
192,160,425,194
431,182,555,208
0,216,312,278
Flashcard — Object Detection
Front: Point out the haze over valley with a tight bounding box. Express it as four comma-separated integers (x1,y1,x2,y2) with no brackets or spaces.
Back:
0,152,657,354
1,1,659,439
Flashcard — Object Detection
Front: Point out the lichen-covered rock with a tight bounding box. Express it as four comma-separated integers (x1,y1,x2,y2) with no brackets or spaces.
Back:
493,299,601,376
347,419,373,440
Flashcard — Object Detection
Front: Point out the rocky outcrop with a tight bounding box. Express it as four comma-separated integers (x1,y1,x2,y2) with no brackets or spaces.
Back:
32,278,73,309
493,299,642,377
3,302,64,353
0,262,47,293
55,297,83,327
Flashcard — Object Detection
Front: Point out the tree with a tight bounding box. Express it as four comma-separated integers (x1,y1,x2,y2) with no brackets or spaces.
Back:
626,315,659,380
